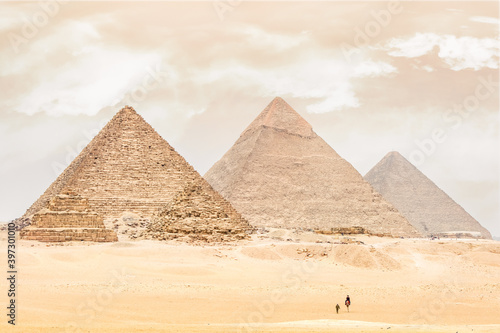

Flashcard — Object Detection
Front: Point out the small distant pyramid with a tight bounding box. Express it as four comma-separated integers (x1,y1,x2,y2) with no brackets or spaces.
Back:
147,182,250,242
20,106,250,241
364,151,492,239
205,97,420,238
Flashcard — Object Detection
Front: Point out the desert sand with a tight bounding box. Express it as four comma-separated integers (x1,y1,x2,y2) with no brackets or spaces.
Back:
1,230,499,332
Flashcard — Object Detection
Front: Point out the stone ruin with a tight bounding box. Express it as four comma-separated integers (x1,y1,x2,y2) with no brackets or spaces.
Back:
20,189,118,242
147,182,251,243
17,106,251,243
365,151,492,239
205,97,420,238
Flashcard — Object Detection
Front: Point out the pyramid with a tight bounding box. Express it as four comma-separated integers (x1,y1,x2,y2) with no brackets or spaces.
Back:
204,97,420,238
20,189,118,242
364,151,492,239
20,106,250,241
147,182,250,242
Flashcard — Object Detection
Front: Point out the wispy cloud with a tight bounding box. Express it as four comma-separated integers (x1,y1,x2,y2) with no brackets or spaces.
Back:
353,60,398,78
385,33,441,58
383,33,499,71
11,46,163,116
237,25,310,51
188,52,399,114
470,16,500,25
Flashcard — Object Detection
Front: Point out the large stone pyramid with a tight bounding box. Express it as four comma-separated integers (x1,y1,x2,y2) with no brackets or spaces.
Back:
364,151,492,239
204,97,420,238
20,106,250,240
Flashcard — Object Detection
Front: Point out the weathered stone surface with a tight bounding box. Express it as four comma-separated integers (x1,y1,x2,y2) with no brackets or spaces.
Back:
20,107,199,221
205,97,420,238
21,228,118,242
148,182,251,243
18,106,250,242
33,211,103,228
20,190,118,242
364,151,492,239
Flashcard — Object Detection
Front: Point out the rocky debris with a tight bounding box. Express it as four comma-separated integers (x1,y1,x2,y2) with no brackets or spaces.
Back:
205,97,420,238
146,182,252,243
106,213,151,241
20,190,117,242
338,238,365,245
16,106,249,244
365,151,492,239
10,217,31,230
316,226,367,235
296,247,329,258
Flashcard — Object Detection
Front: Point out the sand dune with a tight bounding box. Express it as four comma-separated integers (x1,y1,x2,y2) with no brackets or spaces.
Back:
1,231,499,332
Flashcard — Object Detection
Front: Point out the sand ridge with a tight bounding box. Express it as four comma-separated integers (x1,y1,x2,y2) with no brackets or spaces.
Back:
1,231,499,332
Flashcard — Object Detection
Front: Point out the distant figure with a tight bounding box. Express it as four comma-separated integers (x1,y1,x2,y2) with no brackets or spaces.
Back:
335,303,340,314
345,295,351,312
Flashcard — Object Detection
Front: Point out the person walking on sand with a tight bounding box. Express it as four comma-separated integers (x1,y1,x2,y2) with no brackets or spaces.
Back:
335,303,340,314
345,295,351,312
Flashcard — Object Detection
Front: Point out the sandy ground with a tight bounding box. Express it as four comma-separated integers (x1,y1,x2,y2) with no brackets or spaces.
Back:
1,230,499,332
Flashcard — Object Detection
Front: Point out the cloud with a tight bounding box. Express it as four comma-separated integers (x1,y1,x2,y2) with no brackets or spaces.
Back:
237,25,309,51
383,33,499,71
187,107,206,118
1,17,171,116
191,56,360,113
189,51,399,114
385,33,441,58
306,83,360,113
438,35,499,71
470,16,500,25
353,60,397,78
13,47,163,116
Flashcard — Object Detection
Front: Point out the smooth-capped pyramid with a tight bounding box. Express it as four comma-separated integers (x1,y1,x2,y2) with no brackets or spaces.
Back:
204,97,420,237
20,106,250,241
364,151,492,239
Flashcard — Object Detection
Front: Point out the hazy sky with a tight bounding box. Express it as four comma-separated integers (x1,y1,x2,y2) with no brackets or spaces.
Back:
1,1,498,236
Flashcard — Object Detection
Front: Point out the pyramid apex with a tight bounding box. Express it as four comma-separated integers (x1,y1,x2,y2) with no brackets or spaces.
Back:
111,106,148,124
118,105,137,114
243,97,315,138
366,151,414,178
385,151,404,159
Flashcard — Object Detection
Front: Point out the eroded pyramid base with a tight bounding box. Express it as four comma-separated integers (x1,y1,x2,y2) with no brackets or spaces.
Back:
20,189,118,243
147,183,251,243
20,228,118,242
